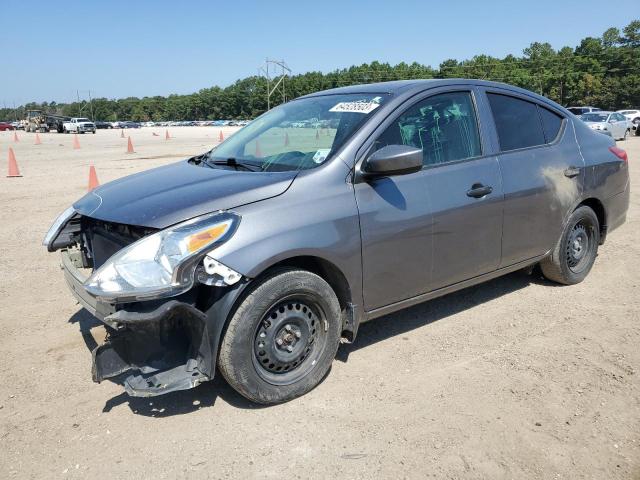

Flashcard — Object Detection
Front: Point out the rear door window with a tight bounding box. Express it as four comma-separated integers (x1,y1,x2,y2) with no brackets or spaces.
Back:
373,91,482,167
487,93,545,151
538,106,564,143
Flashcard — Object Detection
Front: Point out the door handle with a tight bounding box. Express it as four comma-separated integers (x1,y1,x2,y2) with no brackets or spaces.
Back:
564,166,580,178
466,183,493,198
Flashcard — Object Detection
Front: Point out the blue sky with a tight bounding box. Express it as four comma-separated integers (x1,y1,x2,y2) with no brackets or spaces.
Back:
0,0,636,105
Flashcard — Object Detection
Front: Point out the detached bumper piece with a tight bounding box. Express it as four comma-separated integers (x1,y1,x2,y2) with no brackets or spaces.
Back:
92,301,213,397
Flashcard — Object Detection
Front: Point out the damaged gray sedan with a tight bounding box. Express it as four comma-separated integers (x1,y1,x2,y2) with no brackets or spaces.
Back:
44,80,630,404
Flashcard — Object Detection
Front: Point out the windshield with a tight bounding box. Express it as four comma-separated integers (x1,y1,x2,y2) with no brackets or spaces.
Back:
207,93,389,172
77,118,91,122
581,113,608,122
619,111,634,115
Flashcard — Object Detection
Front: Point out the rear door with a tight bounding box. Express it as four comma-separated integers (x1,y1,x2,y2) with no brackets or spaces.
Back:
480,88,584,266
354,87,503,310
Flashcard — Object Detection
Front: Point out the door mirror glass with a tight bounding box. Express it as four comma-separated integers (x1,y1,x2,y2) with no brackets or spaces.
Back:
364,145,423,176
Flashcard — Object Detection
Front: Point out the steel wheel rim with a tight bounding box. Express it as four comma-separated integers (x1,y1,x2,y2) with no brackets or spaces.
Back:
252,294,328,386
565,220,594,273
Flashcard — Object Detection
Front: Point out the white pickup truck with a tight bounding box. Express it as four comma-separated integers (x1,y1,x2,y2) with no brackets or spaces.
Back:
63,117,96,134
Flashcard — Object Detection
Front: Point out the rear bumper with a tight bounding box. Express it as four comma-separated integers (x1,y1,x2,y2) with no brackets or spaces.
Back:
60,249,245,397
602,178,630,240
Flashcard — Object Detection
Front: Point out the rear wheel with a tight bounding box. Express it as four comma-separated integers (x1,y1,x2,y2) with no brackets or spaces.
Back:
218,268,341,404
540,206,599,285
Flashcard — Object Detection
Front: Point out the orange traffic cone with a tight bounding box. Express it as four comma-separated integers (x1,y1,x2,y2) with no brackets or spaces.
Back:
87,165,99,191
315,129,320,140
284,132,290,146
219,130,224,142
7,147,21,177
255,139,262,157
35,133,42,145
127,136,135,153
73,134,81,149
165,129,170,140
13,131,19,142
120,129,125,138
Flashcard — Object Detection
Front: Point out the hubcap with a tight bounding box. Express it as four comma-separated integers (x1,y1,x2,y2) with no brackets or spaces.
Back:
254,300,320,376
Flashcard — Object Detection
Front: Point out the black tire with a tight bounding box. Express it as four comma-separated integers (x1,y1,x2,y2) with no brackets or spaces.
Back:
218,268,342,404
540,206,600,285
621,129,628,141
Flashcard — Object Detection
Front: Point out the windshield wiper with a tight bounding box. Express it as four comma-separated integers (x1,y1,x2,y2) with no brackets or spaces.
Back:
204,157,262,172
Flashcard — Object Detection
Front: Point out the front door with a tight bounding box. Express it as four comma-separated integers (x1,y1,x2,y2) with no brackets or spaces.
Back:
354,89,503,311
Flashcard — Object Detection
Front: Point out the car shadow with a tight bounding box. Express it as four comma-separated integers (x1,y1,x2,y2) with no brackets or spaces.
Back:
67,268,555,417
336,268,554,362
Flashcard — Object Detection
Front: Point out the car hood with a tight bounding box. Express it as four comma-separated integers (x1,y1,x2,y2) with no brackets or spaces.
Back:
583,122,605,127
73,160,297,229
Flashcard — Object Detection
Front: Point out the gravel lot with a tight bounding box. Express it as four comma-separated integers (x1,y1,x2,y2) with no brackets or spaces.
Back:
1,127,638,479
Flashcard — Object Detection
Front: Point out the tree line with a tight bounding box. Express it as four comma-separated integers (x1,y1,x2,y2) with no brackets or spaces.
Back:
2,20,638,122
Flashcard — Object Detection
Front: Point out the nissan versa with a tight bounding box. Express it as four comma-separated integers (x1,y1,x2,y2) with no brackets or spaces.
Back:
44,80,630,404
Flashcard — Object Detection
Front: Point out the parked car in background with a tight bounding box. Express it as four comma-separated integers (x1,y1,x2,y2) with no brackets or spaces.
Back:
617,109,640,135
94,121,113,129
63,118,96,134
0,121,16,131
44,79,630,404
567,106,601,115
580,111,630,140
143,121,155,127
11,121,24,130
120,121,141,129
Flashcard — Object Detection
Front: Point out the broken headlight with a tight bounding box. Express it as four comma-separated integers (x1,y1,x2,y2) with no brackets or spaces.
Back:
43,206,76,251
84,212,240,302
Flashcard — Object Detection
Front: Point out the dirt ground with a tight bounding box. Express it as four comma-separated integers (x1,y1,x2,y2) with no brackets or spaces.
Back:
0,127,638,479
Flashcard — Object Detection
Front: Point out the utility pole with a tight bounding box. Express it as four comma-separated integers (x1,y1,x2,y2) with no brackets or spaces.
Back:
259,59,291,111
76,89,94,118
88,90,94,121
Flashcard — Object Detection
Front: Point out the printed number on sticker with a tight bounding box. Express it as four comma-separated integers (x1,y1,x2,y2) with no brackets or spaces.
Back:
329,102,380,114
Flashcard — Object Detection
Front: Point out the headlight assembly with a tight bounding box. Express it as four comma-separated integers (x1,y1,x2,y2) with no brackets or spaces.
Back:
43,206,76,251
84,212,240,302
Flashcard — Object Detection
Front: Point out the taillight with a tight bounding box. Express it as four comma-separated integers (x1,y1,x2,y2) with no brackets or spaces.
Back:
609,146,628,163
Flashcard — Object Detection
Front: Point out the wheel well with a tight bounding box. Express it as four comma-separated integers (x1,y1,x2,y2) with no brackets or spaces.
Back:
262,256,352,310
578,198,606,242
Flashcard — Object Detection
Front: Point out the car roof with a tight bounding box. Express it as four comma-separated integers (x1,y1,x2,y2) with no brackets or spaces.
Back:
298,79,571,113
300,79,543,98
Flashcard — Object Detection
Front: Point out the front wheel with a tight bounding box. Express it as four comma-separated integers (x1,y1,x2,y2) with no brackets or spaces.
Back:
218,268,342,404
540,206,599,285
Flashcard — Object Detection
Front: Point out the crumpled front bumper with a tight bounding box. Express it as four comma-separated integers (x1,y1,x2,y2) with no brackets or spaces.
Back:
92,301,213,397
60,249,241,397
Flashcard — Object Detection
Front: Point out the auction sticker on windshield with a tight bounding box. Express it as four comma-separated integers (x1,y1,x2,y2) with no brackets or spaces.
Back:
313,148,331,164
329,101,380,114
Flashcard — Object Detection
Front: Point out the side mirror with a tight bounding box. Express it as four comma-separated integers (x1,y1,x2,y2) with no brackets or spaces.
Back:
363,145,423,177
